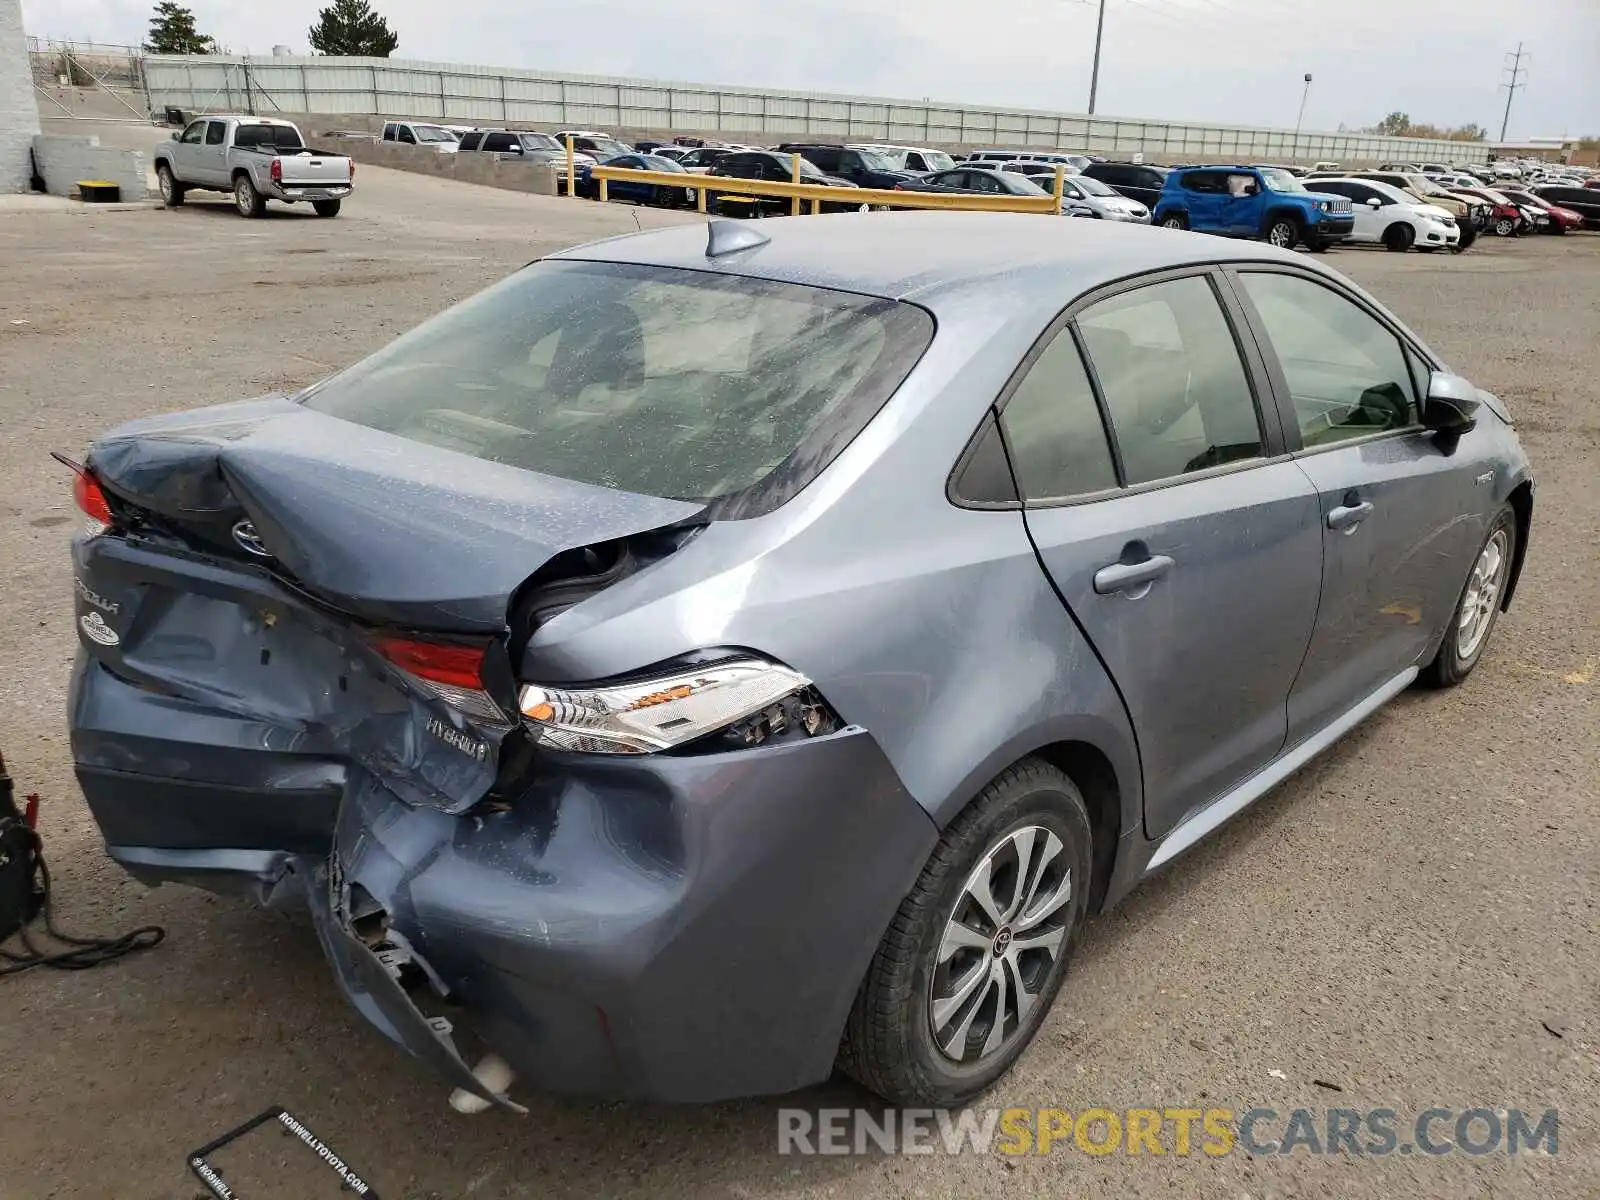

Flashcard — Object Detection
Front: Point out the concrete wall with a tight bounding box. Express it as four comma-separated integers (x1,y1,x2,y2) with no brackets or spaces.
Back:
31,132,150,199
332,137,560,194
1,0,41,192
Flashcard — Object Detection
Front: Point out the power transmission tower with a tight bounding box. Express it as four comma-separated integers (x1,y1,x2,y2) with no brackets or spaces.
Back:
1499,43,1528,141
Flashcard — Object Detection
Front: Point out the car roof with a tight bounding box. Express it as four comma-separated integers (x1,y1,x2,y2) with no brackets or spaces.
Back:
552,211,1306,305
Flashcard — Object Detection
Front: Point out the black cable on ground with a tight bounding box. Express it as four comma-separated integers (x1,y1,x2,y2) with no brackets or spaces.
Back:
0,819,166,976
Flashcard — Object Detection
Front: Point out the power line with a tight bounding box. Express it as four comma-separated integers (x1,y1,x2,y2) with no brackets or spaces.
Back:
1499,42,1528,141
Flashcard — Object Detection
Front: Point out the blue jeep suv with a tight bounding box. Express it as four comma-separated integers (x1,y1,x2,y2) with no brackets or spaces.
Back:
1153,165,1354,250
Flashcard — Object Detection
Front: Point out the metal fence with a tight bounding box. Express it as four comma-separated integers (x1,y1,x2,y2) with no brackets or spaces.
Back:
138,52,1489,165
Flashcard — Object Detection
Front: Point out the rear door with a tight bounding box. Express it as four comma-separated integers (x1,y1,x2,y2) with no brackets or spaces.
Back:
1177,170,1224,228
1000,269,1321,839
1227,267,1487,744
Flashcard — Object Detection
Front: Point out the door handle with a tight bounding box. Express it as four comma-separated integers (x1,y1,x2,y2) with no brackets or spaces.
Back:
1326,500,1375,532
1094,554,1174,596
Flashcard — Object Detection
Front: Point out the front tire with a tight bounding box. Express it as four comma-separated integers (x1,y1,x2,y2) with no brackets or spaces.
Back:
1265,215,1300,249
156,163,185,207
839,759,1093,1107
1160,211,1188,230
1493,216,1515,236
234,174,266,218
1384,223,1416,252
1422,505,1516,688
312,199,342,217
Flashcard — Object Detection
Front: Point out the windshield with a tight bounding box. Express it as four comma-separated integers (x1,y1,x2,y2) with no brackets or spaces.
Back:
299,261,934,507
639,156,686,172
414,126,457,143
1260,167,1306,193
921,151,956,171
520,133,561,151
1073,175,1116,197
1010,176,1049,196
588,139,631,158
1406,176,1453,199
233,123,304,151
849,149,892,170
871,149,909,170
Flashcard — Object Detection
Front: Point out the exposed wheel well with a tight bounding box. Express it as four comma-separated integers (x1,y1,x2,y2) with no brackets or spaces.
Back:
1503,481,1533,609
1028,741,1121,913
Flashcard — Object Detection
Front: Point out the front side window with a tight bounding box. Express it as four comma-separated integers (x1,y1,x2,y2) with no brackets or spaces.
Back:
299,261,934,512
998,330,1118,501
1077,276,1263,485
1238,272,1418,448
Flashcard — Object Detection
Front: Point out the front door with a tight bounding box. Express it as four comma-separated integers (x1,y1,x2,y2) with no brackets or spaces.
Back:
1228,268,1487,744
999,271,1321,839
1217,171,1264,235
170,119,206,178
197,119,230,185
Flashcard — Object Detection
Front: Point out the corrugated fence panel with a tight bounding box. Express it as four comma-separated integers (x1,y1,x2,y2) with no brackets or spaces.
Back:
141,54,1494,163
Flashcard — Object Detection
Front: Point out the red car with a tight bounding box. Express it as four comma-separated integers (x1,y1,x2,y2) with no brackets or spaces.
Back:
1451,186,1531,236
1498,188,1584,234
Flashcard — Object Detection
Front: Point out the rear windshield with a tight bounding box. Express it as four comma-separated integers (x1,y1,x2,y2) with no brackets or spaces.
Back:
233,123,304,150
299,261,934,512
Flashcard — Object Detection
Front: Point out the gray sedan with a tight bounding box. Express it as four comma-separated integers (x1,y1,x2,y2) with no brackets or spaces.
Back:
67,213,1531,1111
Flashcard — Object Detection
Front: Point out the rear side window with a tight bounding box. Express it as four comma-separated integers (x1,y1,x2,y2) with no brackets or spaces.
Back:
1078,276,1263,484
1181,171,1226,194
300,261,934,515
483,133,517,152
205,121,226,145
998,329,1118,500
457,132,482,150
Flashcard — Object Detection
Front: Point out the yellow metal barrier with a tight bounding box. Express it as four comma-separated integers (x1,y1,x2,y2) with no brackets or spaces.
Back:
583,161,1067,215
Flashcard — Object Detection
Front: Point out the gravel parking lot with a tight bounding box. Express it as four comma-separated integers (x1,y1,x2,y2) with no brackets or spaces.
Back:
1,163,1595,1200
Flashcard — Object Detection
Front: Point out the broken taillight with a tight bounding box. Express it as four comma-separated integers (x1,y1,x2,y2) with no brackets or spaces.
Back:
370,635,506,724
73,472,113,528
53,453,113,532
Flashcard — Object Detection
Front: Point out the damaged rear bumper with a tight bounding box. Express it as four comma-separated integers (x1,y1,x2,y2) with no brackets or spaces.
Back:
81,705,937,1102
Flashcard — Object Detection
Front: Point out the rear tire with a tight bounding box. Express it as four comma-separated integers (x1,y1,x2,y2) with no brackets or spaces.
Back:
839,759,1094,1107
312,199,342,218
1383,223,1416,252
1160,211,1188,230
1493,216,1515,236
234,174,266,218
156,163,185,207
1421,505,1516,688
1305,238,1331,253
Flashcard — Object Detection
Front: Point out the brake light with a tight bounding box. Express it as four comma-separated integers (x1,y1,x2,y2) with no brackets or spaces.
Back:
348,159,355,181
270,157,282,183
370,634,505,724
371,635,485,689
52,453,113,529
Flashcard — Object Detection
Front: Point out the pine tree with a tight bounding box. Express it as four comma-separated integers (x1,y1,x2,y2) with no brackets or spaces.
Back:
308,0,400,57
143,2,215,55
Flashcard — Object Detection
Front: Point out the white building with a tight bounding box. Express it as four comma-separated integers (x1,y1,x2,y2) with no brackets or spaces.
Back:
0,0,40,191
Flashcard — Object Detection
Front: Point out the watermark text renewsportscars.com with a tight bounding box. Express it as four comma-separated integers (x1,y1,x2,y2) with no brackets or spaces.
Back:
778,1106,1559,1158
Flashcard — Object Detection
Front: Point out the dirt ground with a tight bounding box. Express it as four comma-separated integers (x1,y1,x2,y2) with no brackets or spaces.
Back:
0,161,1595,1200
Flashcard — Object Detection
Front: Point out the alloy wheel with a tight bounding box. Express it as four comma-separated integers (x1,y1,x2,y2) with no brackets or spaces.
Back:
929,825,1073,1064
158,169,173,203
235,178,254,216
1268,221,1296,248
1457,529,1509,661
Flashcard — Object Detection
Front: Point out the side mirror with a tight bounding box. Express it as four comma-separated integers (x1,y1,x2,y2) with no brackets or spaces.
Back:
1423,371,1480,434
170,131,180,140
1366,196,1383,208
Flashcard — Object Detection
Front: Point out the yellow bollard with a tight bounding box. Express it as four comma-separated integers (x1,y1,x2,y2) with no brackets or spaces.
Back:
599,176,608,203
810,197,820,215
1054,165,1066,214
697,185,707,214
791,154,802,217
566,136,575,199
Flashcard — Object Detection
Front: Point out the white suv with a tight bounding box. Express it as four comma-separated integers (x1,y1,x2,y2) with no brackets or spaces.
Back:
1307,177,1460,252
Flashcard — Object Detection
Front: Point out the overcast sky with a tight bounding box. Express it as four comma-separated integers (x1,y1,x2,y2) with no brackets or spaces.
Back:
22,0,1599,139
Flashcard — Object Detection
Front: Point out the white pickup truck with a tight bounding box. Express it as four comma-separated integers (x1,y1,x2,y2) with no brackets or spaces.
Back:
154,116,355,218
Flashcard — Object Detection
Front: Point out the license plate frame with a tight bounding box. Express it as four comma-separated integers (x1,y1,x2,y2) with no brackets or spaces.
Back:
187,1106,382,1199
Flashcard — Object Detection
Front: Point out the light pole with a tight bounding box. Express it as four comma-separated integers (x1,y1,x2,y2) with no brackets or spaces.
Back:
1294,72,1313,149
1087,0,1108,115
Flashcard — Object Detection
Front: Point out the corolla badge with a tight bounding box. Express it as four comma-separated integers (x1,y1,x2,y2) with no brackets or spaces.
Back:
231,519,273,557
79,611,120,646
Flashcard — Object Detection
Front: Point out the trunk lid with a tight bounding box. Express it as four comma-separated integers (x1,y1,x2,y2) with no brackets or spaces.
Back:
88,395,703,632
